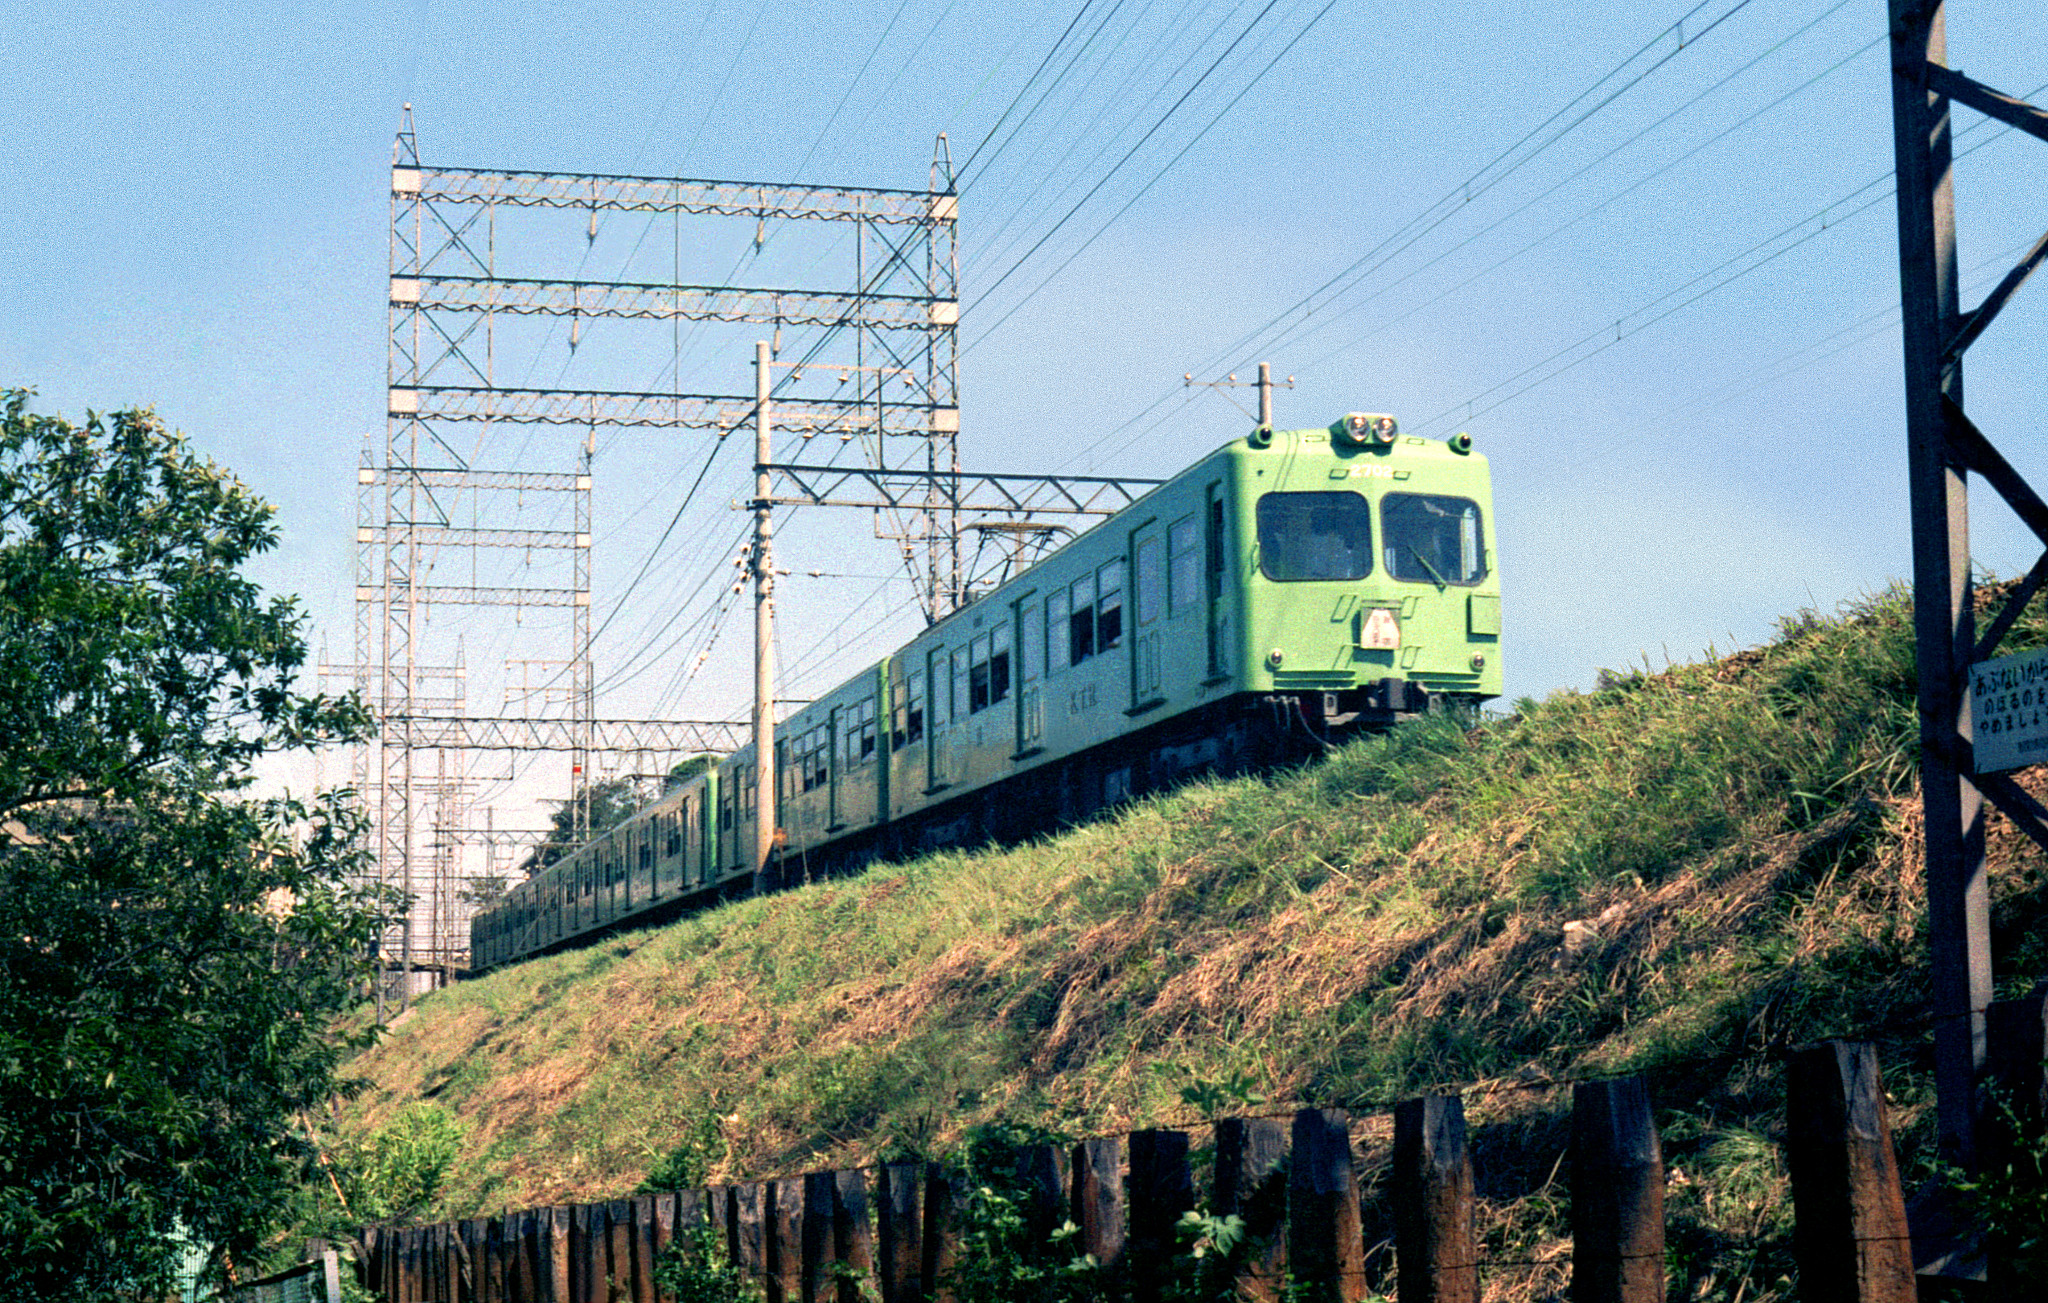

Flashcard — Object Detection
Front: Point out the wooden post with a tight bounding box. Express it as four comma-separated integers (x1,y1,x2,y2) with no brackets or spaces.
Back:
628,1196,657,1303
1290,1108,1368,1302
462,1218,487,1303
507,1211,537,1303
543,1206,572,1303
1015,1142,1071,1245
876,1163,924,1303
607,1198,635,1303
1071,1135,1126,1287
651,1192,683,1303
389,1225,405,1303
768,1176,806,1303
1571,1078,1665,1303
833,1168,875,1303
485,1216,508,1303
455,1221,474,1303
1130,1129,1194,1303
1784,1042,1919,1303
732,1184,767,1288
803,1171,838,1303
920,1163,961,1303
427,1223,446,1303
1393,1096,1478,1303
1215,1117,1291,1300
572,1203,602,1303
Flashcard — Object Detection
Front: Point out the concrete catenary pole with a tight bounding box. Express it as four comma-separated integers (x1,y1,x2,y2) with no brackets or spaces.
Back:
752,341,778,894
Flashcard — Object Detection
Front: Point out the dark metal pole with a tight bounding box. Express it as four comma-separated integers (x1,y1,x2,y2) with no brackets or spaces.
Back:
1889,0,1991,1171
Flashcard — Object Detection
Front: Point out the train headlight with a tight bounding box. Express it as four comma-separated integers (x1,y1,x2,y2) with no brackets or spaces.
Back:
1268,648,1285,667
1471,652,1487,671
1332,413,1399,446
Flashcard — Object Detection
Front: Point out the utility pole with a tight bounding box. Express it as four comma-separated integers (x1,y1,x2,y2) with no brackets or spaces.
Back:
753,340,778,894
1184,363,1293,428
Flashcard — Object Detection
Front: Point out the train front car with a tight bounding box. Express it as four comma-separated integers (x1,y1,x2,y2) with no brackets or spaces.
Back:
1231,414,1500,729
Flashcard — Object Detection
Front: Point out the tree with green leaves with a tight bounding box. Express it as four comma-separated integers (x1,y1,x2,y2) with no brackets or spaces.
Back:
0,390,384,1298
517,773,657,874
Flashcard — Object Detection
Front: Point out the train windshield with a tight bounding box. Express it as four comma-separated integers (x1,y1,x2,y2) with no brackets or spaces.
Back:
1256,491,1374,581
1382,493,1486,585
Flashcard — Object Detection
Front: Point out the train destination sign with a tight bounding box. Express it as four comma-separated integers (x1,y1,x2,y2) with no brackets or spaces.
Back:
1971,646,2048,773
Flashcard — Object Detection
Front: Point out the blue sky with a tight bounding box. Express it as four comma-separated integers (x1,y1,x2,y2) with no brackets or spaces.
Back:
5,0,2045,822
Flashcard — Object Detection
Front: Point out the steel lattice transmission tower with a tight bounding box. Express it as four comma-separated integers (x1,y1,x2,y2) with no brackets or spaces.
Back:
355,108,963,991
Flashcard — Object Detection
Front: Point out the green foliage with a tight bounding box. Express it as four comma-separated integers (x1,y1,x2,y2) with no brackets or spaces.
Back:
640,1113,726,1194
341,1104,466,1221
1956,1093,2048,1288
650,1219,760,1303
941,1123,1102,1303
0,391,380,1299
521,775,657,873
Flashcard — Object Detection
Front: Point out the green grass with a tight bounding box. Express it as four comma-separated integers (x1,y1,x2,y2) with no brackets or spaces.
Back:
332,583,2048,1298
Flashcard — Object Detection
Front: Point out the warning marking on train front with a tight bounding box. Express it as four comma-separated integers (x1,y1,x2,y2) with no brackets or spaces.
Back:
1971,646,2048,773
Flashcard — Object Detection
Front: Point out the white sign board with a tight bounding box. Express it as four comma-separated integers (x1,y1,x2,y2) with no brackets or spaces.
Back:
1970,645,2048,773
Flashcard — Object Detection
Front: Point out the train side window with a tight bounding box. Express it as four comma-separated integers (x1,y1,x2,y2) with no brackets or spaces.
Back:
1169,515,1199,615
1020,603,1042,684
1381,493,1487,585
1068,572,1096,663
1136,535,1162,627
1207,494,1225,587
1096,560,1124,651
904,669,925,744
845,699,876,762
1047,589,1070,673
990,621,1010,704
967,625,1011,714
969,633,992,713
950,646,969,726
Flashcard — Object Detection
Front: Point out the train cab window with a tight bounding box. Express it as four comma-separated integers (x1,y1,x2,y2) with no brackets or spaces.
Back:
968,625,1011,714
1256,491,1374,582
1382,493,1486,585
1169,516,1199,614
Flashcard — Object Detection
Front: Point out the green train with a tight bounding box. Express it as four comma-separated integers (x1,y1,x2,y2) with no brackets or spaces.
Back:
471,414,1499,970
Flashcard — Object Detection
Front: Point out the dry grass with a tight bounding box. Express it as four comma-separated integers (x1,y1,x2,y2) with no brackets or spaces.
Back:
332,584,2048,1301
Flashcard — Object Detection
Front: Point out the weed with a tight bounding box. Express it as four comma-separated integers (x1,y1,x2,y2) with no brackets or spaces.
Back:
650,1219,759,1303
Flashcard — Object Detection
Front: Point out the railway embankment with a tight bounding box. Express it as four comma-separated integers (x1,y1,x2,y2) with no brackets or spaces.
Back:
332,584,2048,1232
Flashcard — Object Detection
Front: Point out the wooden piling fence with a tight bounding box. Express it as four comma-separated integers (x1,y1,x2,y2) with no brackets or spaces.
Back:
356,1050,1950,1303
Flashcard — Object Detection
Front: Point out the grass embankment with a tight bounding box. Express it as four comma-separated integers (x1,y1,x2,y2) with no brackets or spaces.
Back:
337,587,2048,1249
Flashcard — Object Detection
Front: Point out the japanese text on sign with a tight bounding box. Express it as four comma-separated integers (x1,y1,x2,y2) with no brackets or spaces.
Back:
1971,646,2048,773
